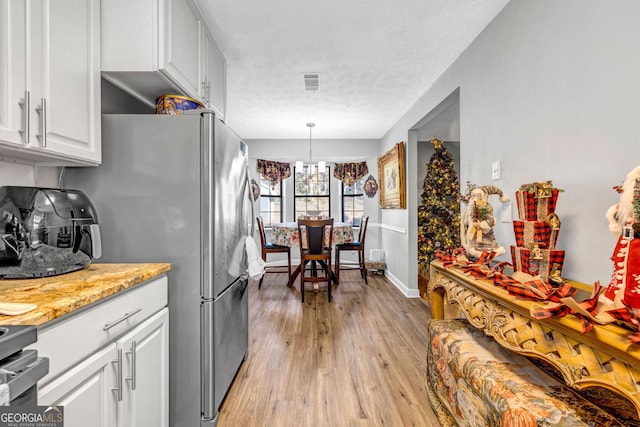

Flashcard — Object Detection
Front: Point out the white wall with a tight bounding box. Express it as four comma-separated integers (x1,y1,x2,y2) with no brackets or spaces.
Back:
382,0,640,289
0,160,59,187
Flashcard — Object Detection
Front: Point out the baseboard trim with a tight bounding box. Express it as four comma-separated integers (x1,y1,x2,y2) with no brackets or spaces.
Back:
384,270,420,298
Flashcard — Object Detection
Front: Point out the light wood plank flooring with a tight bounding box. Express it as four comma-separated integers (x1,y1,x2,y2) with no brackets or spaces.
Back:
217,270,441,427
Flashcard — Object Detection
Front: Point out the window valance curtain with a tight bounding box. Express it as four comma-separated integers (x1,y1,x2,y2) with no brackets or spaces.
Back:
333,161,369,186
256,159,291,185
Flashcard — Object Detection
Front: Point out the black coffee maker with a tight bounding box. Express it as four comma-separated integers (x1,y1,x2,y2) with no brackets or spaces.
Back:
0,186,101,278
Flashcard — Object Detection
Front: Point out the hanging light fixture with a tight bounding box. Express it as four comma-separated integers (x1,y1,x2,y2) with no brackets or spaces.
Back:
296,122,325,175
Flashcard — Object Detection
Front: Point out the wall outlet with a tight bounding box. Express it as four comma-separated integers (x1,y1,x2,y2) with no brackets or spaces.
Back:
491,160,502,180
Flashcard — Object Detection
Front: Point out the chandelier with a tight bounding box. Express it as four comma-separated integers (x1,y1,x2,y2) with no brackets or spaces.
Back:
296,122,325,175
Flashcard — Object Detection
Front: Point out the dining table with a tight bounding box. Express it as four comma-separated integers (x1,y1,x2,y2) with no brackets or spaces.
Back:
271,221,354,285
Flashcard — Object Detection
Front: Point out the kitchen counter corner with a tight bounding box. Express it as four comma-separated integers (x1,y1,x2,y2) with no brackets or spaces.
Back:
0,263,172,326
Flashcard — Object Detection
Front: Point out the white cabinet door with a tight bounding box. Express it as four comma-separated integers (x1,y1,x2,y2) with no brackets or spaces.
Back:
38,344,118,427
102,0,214,108
0,0,28,147
0,0,101,165
161,0,202,99
29,0,101,164
118,308,169,427
201,27,226,119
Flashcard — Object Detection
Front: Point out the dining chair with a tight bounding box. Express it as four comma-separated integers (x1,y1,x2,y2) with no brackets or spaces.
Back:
335,215,369,284
297,217,334,302
256,216,292,288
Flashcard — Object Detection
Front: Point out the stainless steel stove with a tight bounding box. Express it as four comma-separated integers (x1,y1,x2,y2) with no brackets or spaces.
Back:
0,325,49,406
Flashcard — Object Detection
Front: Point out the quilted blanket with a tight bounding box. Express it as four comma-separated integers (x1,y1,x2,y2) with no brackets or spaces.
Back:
427,319,624,427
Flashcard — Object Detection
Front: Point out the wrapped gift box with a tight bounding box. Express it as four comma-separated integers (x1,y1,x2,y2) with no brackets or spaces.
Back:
512,220,559,249
516,189,560,221
510,245,565,280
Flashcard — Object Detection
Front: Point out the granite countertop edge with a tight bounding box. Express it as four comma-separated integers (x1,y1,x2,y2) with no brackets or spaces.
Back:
0,263,172,326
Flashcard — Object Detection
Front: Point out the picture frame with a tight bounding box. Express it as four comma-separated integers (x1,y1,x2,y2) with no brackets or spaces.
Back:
363,175,378,198
377,142,406,208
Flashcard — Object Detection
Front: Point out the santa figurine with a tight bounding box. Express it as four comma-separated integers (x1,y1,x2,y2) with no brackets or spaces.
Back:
460,183,510,260
602,165,640,310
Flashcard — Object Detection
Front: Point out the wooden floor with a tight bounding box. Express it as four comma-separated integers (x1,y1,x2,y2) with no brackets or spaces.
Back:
217,270,441,427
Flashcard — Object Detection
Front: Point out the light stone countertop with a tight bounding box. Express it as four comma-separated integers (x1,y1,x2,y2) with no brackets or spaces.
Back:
0,263,171,326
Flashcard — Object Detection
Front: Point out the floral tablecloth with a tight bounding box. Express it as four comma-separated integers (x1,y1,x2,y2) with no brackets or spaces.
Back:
271,222,353,248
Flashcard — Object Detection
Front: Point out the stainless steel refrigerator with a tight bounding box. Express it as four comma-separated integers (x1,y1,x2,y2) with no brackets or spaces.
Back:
65,111,253,426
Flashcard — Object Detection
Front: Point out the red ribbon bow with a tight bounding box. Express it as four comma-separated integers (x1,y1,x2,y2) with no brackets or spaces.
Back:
606,305,640,343
532,281,602,333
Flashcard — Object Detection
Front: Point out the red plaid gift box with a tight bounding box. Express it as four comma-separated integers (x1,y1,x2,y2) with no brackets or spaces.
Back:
515,189,560,221
512,220,559,249
510,245,565,280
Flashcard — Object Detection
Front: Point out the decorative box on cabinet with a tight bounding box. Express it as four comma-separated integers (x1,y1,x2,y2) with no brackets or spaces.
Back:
0,0,101,166
31,276,169,427
102,0,227,118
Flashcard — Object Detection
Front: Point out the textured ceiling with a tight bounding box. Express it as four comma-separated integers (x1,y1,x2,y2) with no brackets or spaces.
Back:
195,0,510,140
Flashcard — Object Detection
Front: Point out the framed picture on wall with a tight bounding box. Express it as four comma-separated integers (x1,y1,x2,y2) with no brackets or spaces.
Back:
364,175,378,198
377,142,406,208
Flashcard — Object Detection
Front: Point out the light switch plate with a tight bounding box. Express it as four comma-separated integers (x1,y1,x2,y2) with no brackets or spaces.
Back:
501,201,512,223
491,161,501,180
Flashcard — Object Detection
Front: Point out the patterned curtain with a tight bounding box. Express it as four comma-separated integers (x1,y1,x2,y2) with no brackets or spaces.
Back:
333,161,369,186
256,159,292,185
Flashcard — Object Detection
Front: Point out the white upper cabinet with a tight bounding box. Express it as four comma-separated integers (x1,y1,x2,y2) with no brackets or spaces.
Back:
102,0,226,117
103,0,203,107
0,0,101,166
164,0,202,98
201,26,226,119
0,0,27,149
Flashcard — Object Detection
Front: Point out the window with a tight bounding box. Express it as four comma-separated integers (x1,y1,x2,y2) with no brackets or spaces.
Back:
258,177,282,227
342,178,365,226
294,165,330,218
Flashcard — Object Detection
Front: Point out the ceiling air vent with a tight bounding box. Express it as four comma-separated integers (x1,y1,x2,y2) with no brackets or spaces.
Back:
303,73,320,91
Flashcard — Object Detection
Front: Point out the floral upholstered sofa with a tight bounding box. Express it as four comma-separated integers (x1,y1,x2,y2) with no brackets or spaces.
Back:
427,319,625,427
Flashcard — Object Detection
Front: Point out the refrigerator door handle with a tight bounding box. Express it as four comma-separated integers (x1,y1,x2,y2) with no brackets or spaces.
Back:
201,303,215,421
243,163,255,237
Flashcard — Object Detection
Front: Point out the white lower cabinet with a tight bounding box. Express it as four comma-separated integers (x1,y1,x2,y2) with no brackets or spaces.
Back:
118,309,169,427
38,344,117,427
38,308,168,427
34,276,169,427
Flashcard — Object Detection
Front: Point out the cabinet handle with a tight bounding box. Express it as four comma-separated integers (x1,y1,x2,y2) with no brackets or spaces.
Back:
206,81,211,105
112,348,123,401
126,340,137,391
18,91,30,145
35,98,47,148
103,308,142,331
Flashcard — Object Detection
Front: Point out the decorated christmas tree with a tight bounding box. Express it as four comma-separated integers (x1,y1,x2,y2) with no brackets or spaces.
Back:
418,137,460,265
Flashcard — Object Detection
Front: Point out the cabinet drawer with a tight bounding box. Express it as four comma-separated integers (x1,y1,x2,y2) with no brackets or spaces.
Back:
28,275,168,384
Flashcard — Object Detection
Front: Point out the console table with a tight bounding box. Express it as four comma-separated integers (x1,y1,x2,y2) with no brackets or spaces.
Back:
428,260,640,422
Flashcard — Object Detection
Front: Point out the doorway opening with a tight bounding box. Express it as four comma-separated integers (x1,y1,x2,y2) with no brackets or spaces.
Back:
412,89,460,301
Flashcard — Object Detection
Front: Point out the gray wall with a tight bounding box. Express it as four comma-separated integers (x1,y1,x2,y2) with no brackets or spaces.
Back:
382,0,640,290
